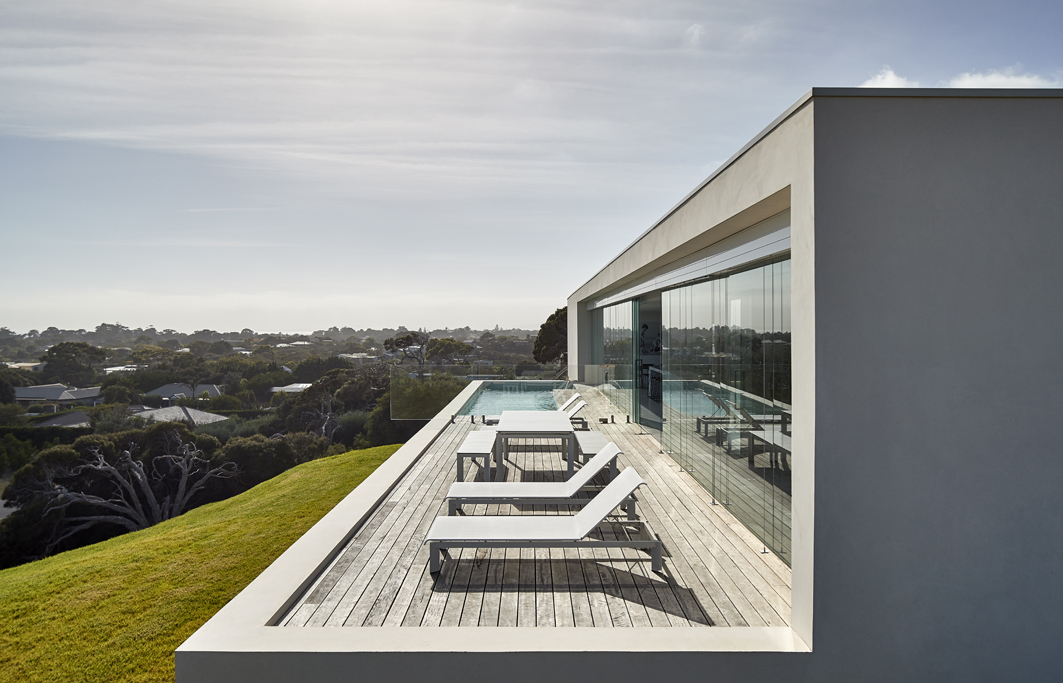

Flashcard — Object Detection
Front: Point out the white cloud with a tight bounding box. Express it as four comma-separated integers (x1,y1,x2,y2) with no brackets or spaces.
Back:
860,66,919,88
685,23,705,47
946,67,1059,88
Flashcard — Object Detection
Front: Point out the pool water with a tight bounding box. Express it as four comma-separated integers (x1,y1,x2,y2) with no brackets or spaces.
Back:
458,383,563,415
664,380,779,416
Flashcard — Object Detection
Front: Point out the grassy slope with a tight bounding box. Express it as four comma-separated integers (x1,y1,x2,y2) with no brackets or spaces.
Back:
0,444,401,683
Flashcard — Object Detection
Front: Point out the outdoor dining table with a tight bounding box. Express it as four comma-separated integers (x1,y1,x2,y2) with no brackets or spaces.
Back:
493,410,578,481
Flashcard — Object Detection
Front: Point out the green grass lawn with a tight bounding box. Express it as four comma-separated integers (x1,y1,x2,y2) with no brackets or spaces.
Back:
0,444,401,683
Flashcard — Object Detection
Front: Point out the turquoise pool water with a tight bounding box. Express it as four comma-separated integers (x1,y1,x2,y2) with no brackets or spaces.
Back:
458,382,564,415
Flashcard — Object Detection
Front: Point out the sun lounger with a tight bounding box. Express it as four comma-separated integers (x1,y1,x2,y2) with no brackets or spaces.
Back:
695,394,740,434
747,428,792,471
558,393,581,413
729,401,763,431
426,467,662,573
445,443,623,515
566,399,589,430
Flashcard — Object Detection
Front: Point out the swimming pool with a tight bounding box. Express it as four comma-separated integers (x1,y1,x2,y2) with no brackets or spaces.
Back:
457,381,567,415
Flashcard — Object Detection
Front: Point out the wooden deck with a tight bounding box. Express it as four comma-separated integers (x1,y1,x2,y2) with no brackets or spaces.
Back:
660,403,793,566
281,385,791,628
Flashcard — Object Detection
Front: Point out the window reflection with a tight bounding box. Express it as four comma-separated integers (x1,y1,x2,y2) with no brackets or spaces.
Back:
590,256,792,565
661,257,792,565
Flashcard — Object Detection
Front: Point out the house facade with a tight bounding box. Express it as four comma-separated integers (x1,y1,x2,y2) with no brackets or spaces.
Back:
563,87,1063,679
178,89,1063,681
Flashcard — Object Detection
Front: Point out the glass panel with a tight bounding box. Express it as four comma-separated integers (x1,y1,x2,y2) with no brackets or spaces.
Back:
658,256,792,565
389,364,566,419
592,300,635,419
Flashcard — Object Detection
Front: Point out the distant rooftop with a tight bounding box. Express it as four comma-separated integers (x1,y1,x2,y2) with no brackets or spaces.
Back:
271,383,313,393
136,406,228,426
146,383,222,398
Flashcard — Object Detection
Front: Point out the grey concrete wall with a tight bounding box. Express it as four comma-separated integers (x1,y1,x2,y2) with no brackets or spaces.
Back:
809,93,1063,681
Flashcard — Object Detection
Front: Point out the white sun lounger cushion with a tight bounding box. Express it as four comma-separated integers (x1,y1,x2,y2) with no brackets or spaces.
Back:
426,468,645,544
558,393,581,413
565,400,587,419
446,442,621,501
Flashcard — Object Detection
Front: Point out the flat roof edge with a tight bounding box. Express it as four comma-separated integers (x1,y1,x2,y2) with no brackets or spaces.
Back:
808,87,1063,98
570,86,1063,300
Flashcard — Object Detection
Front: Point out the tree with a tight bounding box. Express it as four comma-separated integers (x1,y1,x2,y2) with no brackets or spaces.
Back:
0,404,27,426
384,331,430,366
0,376,14,404
187,340,211,357
533,307,568,364
291,355,351,384
208,341,232,356
426,337,474,364
40,342,107,386
16,429,236,553
285,370,350,444
0,433,35,473
252,345,274,359
128,345,176,364
102,385,133,404
389,372,468,420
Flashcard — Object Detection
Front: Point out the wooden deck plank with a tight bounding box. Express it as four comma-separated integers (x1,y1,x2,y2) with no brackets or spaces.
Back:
281,385,791,629
617,437,791,625
585,395,791,626
497,547,519,627
609,441,772,626
325,424,471,626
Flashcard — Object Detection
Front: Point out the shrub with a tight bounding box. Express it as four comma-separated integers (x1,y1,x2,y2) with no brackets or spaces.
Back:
208,395,244,412
214,432,332,490
334,410,370,447
194,415,275,444
0,434,36,474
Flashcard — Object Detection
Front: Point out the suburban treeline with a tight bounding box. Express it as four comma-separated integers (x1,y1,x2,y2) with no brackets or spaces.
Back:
0,316,569,569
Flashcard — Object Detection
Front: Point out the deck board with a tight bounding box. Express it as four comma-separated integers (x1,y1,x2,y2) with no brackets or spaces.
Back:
283,385,791,628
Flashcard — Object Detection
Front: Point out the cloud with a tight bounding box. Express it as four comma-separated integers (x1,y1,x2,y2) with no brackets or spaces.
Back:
860,66,919,88
180,207,275,213
685,24,705,47
946,67,1059,88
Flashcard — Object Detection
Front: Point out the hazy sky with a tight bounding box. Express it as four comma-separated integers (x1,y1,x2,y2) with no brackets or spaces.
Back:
1,0,1060,333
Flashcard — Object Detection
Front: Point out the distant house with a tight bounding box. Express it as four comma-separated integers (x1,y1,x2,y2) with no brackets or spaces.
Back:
146,383,223,399
135,406,228,427
270,383,313,394
34,411,91,428
5,362,45,373
14,384,102,407
337,353,378,365
103,365,146,375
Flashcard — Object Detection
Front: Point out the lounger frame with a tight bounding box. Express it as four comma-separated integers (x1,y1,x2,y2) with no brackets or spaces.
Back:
428,519,662,573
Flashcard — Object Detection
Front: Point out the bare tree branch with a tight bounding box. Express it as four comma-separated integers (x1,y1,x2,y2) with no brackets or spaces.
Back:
33,430,240,546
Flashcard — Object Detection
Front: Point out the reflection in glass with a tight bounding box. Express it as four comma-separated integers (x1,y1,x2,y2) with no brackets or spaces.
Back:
661,257,792,564
588,256,792,564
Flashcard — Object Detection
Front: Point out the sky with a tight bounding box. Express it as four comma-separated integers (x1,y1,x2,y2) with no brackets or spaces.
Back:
1,0,1060,334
